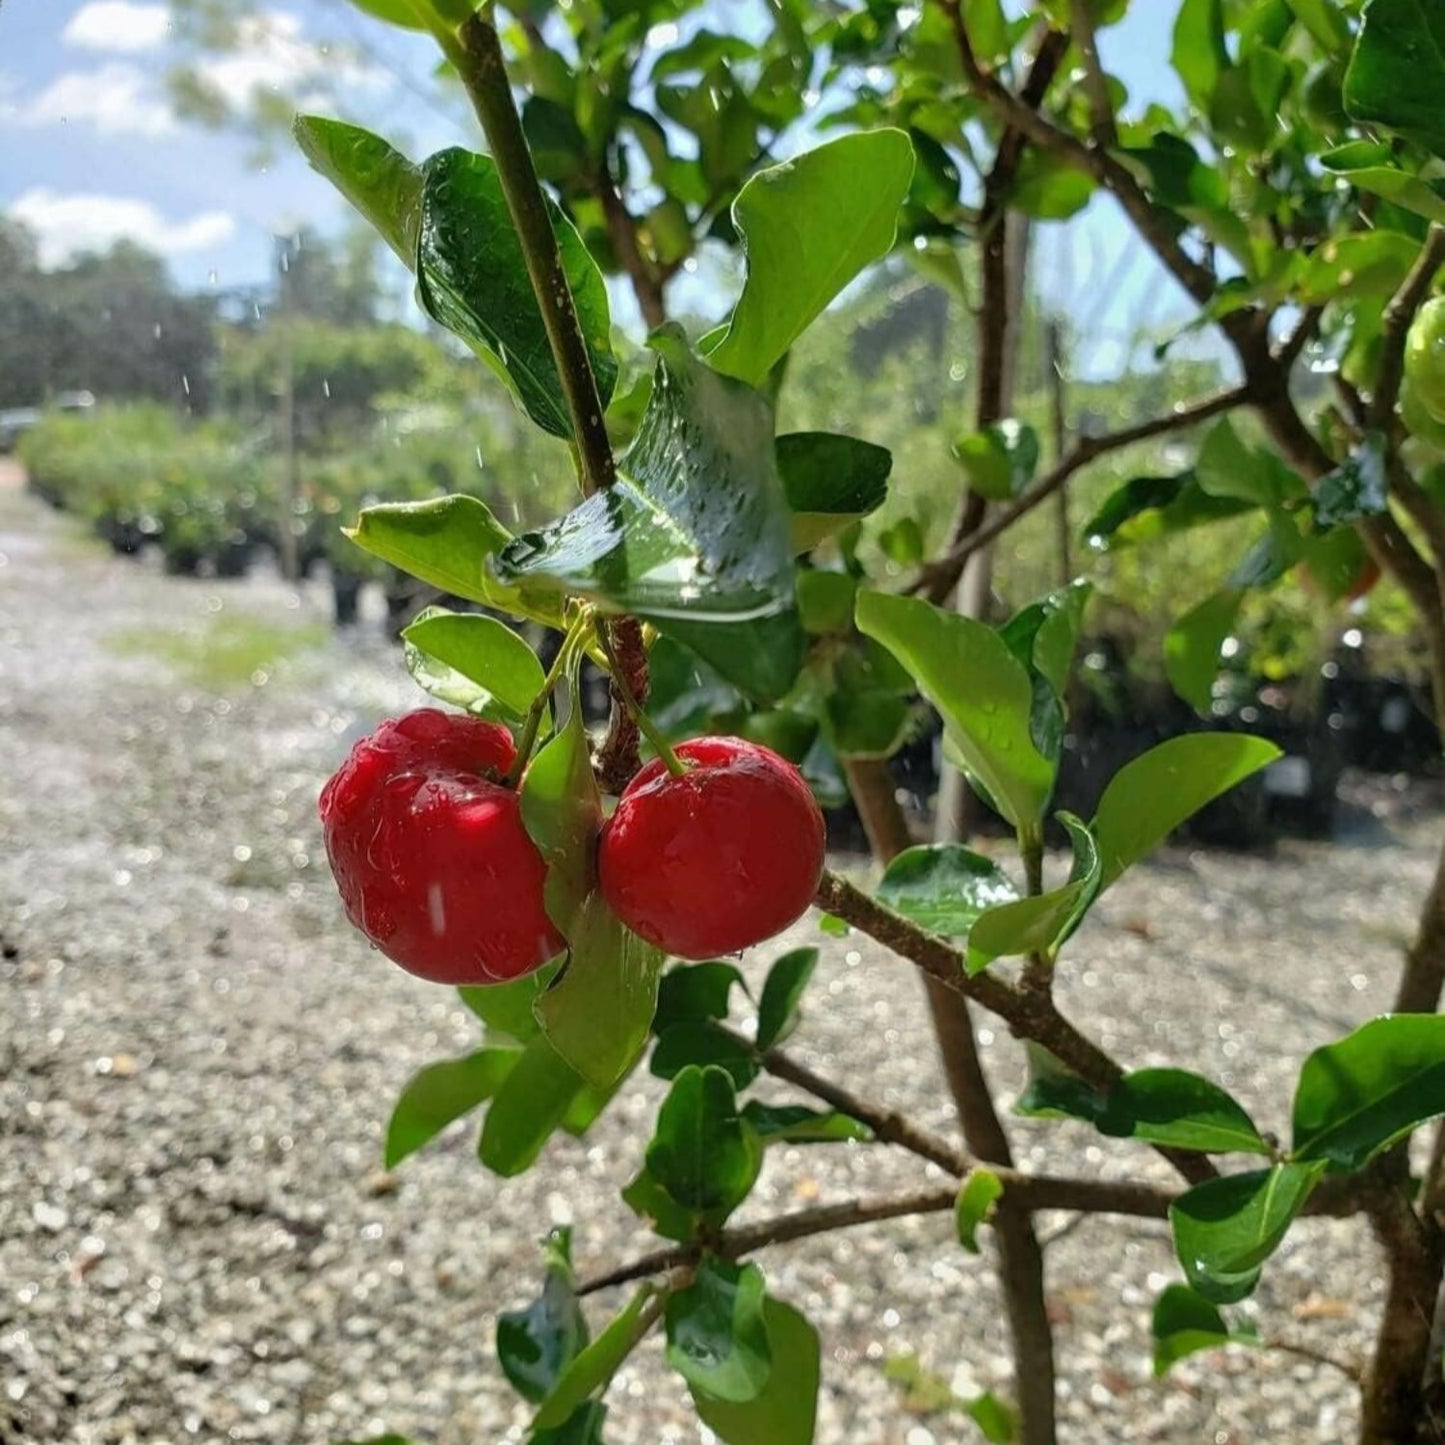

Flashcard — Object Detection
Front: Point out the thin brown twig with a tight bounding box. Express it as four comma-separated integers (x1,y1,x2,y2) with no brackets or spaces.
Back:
1068,0,1116,148
1371,223,1445,430
913,385,1252,599
1262,1336,1364,1387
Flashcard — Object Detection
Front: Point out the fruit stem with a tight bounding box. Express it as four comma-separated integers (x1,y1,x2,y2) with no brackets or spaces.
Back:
594,619,688,778
507,618,588,788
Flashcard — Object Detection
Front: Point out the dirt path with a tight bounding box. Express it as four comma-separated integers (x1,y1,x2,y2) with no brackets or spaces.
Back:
0,480,1436,1444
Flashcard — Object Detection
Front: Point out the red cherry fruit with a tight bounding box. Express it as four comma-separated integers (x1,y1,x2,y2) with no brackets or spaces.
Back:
598,737,826,960
318,708,564,985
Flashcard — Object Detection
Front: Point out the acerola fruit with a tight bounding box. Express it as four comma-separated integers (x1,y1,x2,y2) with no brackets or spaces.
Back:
598,737,826,960
1404,297,1445,424
318,708,564,985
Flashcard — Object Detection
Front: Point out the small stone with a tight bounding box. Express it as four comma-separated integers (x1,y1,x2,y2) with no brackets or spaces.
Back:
32,1201,69,1232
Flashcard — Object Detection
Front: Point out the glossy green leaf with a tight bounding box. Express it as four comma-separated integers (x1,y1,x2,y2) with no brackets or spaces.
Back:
709,130,914,386
416,148,617,438
777,432,892,551
646,1066,762,1218
1093,734,1281,890
797,570,858,635
1081,470,1255,550
1099,1069,1270,1154
666,1259,771,1404
1343,0,1445,155
533,1287,659,1430
857,590,1054,827
1292,1014,1445,1170
1295,231,1422,304
1173,0,1229,109
955,1169,1004,1254
479,1033,586,1178
997,581,1091,699
384,1047,519,1169
1152,1284,1257,1377
691,1298,820,1444
756,947,817,1051
458,963,560,1043
1164,590,1243,714
293,116,422,265
1015,1044,1110,1122
1321,143,1445,223
622,1164,699,1243
521,685,602,937
496,331,803,703
538,892,666,1090
966,814,1100,972
952,420,1039,502
499,1232,589,1405
1312,437,1389,530
654,961,746,1031
1169,1162,1323,1302
742,1101,872,1145
347,496,562,629
527,1401,608,1444
652,1023,760,1089
876,844,1020,936
402,608,547,723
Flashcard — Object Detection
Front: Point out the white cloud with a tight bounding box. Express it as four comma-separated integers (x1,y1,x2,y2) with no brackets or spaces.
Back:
22,62,175,137
191,11,388,110
62,2,172,53
10,190,235,266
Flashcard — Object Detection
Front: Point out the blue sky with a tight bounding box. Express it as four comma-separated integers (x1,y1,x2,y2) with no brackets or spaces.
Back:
0,0,1192,364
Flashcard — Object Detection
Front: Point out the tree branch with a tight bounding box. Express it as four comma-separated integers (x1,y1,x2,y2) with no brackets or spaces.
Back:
450,11,616,497
1371,223,1445,431
1264,1336,1364,1387
1068,0,1117,148
915,385,1252,600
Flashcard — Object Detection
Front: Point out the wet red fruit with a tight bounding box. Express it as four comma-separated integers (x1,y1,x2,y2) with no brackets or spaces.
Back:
598,737,826,960
318,708,563,985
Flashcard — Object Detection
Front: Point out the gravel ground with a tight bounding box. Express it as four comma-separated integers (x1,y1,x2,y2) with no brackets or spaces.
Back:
0,468,1438,1445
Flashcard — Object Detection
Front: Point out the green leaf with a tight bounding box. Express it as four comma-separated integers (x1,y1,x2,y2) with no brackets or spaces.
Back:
293,116,422,265
797,571,858,637
997,581,1091,699
777,432,891,551
622,1164,699,1243
742,1101,872,1145
1099,1069,1271,1154
876,844,1020,936
654,962,746,1031
1170,1163,1323,1303
479,1033,586,1178
1008,149,1095,220
1173,0,1229,109
709,131,915,386
666,1259,771,1404
952,421,1040,502
538,892,667,1090
856,590,1054,827
756,947,817,1051
416,147,617,439
498,1232,589,1405
1152,1284,1257,1377
1344,0,1445,155
1312,437,1389,530
496,332,804,703
1016,1043,1110,1122
1081,470,1256,550
966,814,1100,972
347,496,562,629
1092,734,1281,890
1296,231,1423,304
1164,590,1243,714
533,1287,659,1430
1195,420,1304,508
1292,1014,1445,1170
966,1392,1018,1444
527,1401,608,1444
384,1048,519,1169
690,1298,820,1444
521,686,602,937
402,608,547,723
1321,143,1445,224
955,1169,1004,1253
459,963,560,1043
1285,0,1352,52
652,1022,760,1088
646,1066,762,1218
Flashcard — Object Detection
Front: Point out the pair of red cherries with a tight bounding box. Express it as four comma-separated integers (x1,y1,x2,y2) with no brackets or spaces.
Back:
319,709,826,984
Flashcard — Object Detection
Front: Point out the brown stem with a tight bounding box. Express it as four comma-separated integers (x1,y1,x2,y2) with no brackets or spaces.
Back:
1068,0,1116,148
916,384,1252,601
1370,223,1445,431
598,171,667,330
1264,1337,1363,1387
593,615,649,792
